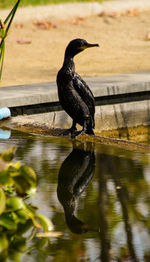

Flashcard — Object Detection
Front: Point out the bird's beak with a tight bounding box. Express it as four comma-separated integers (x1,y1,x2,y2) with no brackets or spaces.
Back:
87,43,99,48
79,43,99,50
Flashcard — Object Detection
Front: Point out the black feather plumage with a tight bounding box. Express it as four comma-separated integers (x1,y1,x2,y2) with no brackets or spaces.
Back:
56,38,99,137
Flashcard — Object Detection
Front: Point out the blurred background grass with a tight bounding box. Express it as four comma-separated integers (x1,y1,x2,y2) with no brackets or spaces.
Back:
0,0,106,9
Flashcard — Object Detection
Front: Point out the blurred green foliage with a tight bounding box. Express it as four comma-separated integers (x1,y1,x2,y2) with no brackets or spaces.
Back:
0,147,54,262
0,0,105,9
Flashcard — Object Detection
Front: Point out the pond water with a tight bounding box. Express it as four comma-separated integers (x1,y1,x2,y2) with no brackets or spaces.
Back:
0,129,150,262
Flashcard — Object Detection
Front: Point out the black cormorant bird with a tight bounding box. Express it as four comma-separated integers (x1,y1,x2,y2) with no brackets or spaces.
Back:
57,38,99,137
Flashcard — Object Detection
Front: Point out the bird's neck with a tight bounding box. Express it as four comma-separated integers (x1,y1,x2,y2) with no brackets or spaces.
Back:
63,55,75,70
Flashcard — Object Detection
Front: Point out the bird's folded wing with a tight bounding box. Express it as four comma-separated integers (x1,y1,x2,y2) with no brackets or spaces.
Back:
73,72,95,115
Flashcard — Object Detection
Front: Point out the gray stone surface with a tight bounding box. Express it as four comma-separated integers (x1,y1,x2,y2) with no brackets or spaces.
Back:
0,82,56,107
95,100,150,131
1,72,150,107
5,99,150,134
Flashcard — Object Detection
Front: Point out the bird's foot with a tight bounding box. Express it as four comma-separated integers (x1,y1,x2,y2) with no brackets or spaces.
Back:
71,129,95,138
60,127,77,137
71,130,84,138
61,126,95,138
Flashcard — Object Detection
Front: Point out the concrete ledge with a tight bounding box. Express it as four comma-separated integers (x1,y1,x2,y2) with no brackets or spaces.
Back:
0,82,57,108
3,99,150,142
1,72,150,109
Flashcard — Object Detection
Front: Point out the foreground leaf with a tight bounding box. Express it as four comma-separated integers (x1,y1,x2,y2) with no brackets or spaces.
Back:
11,237,26,252
16,209,30,224
0,171,13,185
0,188,6,215
6,197,24,211
20,165,37,187
13,176,31,195
0,213,17,230
0,147,16,162
0,233,8,252
35,214,54,232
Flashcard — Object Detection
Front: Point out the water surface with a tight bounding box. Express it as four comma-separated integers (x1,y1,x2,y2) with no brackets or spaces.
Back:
0,129,150,262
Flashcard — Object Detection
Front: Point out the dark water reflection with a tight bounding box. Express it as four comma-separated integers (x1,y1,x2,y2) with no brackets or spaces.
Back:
57,142,95,234
0,130,150,262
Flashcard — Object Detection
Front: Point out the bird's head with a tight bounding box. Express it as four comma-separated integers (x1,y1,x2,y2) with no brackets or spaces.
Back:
65,38,99,58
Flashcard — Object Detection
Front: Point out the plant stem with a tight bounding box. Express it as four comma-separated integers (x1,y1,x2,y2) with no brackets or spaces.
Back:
0,0,21,82
0,40,5,80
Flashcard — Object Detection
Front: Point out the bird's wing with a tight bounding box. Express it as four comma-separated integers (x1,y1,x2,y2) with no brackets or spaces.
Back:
73,72,95,125
57,78,90,126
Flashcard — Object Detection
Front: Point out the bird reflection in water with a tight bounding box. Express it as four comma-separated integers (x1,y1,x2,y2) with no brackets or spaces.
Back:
57,141,96,234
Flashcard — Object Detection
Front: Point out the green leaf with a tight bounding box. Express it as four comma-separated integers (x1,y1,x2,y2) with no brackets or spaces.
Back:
23,204,38,227
16,209,30,224
0,233,8,253
0,188,6,215
20,165,37,187
6,197,24,211
4,0,21,35
0,147,16,162
25,203,37,215
13,176,31,195
16,219,33,235
0,171,13,185
8,249,22,262
0,213,17,230
11,237,26,253
7,163,20,177
35,214,54,232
